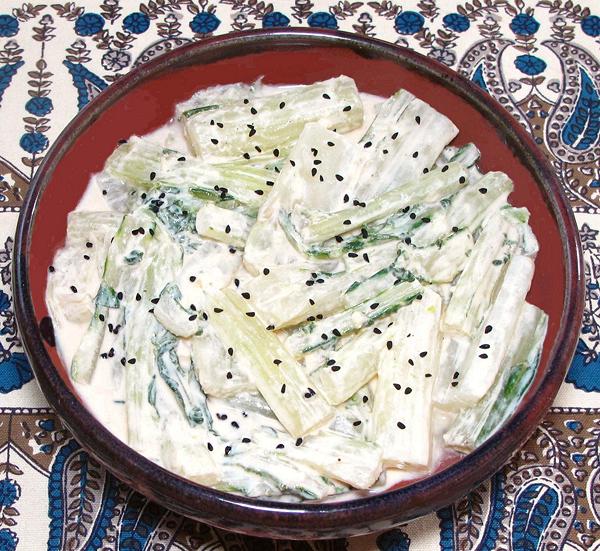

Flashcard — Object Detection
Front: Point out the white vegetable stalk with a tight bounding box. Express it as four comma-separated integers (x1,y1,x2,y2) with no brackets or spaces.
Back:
445,255,535,408
371,289,442,468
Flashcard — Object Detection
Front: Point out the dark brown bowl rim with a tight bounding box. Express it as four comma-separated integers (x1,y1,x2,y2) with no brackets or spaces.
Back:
13,28,585,538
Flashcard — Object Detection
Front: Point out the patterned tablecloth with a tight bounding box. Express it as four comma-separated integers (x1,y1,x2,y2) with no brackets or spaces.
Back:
0,0,599,549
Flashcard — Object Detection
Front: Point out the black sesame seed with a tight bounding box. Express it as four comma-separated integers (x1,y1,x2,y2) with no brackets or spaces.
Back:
273,148,280,157
250,107,257,115
370,302,379,310
327,141,335,147
213,308,223,314
254,189,264,195
207,442,214,451
150,297,159,304
331,365,341,372
289,159,296,167
189,275,197,283
321,333,328,340
295,437,303,446
281,384,286,394
309,298,315,306
311,168,317,177
459,176,466,184
353,420,362,427
266,180,274,187
410,212,417,219
343,219,352,225
217,413,228,420
225,446,232,456
386,341,393,350
485,325,493,334
120,357,126,366
189,314,198,321
422,217,431,223
128,358,137,365
348,252,358,258
391,132,398,140
412,151,419,158
86,241,93,248
425,373,432,378
266,324,275,331
363,253,370,263
404,387,412,395
364,141,373,148
48,265,55,272
452,226,459,233
276,443,284,449
419,351,428,358
408,358,414,366
451,381,459,387
479,353,489,359
415,115,421,124
242,437,251,443
227,347,234,357
273,359,282,365
243,152,251,160
361,228,369,239
263,268,270,275
149,171,156,181
323,93,331,99
404,237,412,245
202,312,208,321
279,101,285,109
343,105,351,112
231,421,239,429
397,422,406,429
332,329,341,337
248,125,256,137
336,174,344,182
83,254,90,260
480,344,491,349
362,395,369,403
245,312,255,317
373,327,382,335
393,383,401,390
306,280,314,286
211,138,219,145
479,187,488,194
99,314,105,322
70,286,78,293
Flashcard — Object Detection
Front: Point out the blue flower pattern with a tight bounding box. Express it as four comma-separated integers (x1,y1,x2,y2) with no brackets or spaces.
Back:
25,96,53,116
395,11,424,35
581,15,600,37
19,131,49,154
190,12,220,34
0,15,18,38
123,12,150,34
0,480,20,508
307,11,338,29
510,13,540,36
74,12,105,36
262,12,290,28
443,13,470,33
0,529,18,551
514,54,547,76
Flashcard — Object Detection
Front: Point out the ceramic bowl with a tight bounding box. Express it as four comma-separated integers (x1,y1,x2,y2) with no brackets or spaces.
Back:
13,29,584,539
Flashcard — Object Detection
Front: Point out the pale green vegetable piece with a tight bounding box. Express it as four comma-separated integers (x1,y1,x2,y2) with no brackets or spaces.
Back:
206,289,333,437
286,279,424,357
182,76,364,163
161,432,219,485
195,203,253,249
371,289,442,468
309,321,390,405
444,303,547,450
353,90,458,201
191,325,255,398
301,163,467,244
154,283,201,338
288,432,383,489
446,255,535,408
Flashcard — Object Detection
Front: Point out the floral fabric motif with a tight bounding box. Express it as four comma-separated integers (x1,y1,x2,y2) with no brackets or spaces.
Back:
0,1,598,549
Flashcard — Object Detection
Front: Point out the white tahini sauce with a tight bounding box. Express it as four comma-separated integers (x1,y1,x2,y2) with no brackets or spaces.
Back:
49,88,454,500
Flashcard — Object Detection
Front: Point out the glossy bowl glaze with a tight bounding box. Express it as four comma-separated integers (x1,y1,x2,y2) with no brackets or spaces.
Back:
13,29,584,539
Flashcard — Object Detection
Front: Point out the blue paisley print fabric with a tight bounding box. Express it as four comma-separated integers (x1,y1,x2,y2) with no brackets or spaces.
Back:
0,1,598,549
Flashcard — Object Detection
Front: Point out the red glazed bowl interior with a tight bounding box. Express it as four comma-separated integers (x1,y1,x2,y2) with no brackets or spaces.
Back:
13,29,584,540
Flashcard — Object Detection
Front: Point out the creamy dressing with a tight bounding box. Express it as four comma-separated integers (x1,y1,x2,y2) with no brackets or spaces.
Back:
49,87,454,500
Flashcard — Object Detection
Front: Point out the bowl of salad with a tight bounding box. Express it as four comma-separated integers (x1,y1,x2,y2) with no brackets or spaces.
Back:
13,29,584,539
